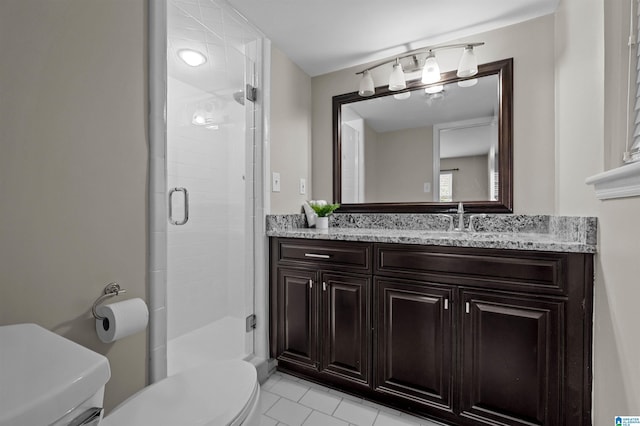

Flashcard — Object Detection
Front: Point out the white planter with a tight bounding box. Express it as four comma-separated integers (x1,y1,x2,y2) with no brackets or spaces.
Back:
316,216,329,229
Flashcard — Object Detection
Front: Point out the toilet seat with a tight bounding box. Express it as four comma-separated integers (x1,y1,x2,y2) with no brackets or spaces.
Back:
102,359,259,426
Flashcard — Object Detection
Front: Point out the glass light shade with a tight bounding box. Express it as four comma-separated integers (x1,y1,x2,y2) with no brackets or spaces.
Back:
421,53,441,84
456,46,478,78
424,85,444,94
359,70,375,96
457,78,478,88
178,49,207,67
388,62,406,91
393,92,411,100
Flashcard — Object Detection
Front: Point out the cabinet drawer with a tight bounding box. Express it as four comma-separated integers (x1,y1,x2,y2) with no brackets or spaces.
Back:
375,244,567,294
276,239,371,272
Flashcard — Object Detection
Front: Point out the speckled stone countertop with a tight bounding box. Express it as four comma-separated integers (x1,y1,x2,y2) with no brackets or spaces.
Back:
266,213,598,253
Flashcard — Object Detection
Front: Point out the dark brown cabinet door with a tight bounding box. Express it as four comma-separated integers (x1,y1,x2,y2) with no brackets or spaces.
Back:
275,267,318,370
460,291,562,426
321,272,370,386
375,278,454,413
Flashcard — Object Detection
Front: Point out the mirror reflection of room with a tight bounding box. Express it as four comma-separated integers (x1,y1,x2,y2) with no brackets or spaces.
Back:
340,74,499,204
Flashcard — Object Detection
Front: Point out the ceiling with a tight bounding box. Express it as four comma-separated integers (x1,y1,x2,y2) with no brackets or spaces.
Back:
226,0,559,76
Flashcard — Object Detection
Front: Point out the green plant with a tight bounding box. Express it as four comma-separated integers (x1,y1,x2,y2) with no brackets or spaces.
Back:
309,202,340,217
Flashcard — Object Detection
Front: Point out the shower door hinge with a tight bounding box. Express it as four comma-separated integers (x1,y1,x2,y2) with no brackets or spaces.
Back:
246,84,257,102
246,314,257,331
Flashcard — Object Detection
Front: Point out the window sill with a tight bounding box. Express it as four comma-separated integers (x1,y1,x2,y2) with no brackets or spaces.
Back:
585,161,640,200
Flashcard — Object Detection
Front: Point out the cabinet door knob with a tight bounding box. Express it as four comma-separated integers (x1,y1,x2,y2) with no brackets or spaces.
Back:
309,279,313,289
465,302,470,314
323,281,327,291
444,299,449,310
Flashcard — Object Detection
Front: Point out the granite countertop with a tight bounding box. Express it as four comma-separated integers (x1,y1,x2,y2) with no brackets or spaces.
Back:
266,213,598,253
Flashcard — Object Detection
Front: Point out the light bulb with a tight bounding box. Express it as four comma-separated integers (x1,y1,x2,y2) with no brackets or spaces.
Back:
359,70,375,96
388,62,406,91
457,46,478,78
421,52,441,84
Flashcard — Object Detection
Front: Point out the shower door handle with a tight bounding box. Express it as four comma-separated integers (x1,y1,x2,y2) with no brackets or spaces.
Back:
169,187,189,225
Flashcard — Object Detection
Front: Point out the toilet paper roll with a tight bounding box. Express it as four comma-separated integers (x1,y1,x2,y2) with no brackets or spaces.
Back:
95,298,149,343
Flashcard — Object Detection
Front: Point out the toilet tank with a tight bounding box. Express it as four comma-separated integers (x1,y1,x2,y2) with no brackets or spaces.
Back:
0,323,111,426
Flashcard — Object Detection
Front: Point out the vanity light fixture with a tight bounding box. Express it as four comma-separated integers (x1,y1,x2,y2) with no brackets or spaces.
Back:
388,59,406,91
424,84,444,94
355,42,484,96
421,51,441,84
358,70,375,96
393,92,411,100
178,48,207,67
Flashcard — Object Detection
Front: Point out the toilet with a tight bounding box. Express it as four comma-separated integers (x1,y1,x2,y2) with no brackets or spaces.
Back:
0,323,260,426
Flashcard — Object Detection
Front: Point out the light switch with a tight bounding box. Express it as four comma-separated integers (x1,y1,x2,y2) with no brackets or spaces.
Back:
272,172,281,192
299,178,306,195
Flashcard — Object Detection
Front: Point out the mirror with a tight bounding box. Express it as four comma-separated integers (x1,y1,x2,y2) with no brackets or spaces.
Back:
333,58,512,213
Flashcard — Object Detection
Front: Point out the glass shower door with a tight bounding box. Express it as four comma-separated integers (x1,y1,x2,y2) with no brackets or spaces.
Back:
166,0,258,375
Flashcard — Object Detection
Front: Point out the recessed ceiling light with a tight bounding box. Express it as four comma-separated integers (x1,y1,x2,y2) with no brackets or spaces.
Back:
178,49,207,67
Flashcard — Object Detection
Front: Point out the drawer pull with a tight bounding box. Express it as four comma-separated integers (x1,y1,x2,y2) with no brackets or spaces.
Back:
304,253,331,259
309,279,313,289
465,302,470,314
444,299,449,310
323,281,327,291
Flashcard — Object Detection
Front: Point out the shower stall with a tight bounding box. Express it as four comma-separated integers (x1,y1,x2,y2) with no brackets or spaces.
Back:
149,0,269,381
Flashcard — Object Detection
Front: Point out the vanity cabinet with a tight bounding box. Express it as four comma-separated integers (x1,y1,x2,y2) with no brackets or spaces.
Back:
375,277,454,413
270,238,593,426
271,239,372,389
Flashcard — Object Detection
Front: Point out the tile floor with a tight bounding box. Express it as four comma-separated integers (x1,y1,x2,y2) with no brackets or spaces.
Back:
259,371,443,426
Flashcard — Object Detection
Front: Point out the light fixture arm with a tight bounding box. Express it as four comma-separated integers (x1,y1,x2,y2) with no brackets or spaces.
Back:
355,42,484,75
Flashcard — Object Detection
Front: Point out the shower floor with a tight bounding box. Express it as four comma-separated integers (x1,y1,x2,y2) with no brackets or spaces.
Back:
167,316,250,376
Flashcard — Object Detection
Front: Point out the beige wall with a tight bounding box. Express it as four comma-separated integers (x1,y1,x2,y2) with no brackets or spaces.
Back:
0,0,148,412
441,155,490,201
270,47,312,213
311,15,556,214
367,127,434,202
560,0,640,422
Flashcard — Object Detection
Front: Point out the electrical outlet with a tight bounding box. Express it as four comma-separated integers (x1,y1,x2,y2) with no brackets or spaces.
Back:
299,178,306,195
424,182,431,193
272,172,281,192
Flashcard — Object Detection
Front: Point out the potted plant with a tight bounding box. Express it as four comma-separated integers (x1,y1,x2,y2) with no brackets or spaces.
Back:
308,201,340,229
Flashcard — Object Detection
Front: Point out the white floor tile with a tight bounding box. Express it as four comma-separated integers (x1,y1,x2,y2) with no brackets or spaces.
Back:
269,377,311,401
303,410,350,426
260,390,280,413
418,418,444,426
299,388,342,415
334,399,379,426
363,400,403,416
297,377,330,392
260,414,278,426
261,374,282,391
374,412,421,426
328,388,364,403
265,397,313,426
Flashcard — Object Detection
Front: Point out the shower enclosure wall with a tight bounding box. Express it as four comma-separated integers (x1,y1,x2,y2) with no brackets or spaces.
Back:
149,0,269,381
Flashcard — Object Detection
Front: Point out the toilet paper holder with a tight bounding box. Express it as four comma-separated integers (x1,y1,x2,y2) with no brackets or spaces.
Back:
92,283,127,321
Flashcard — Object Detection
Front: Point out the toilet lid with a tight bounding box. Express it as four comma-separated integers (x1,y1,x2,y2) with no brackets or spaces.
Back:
103,360,258,426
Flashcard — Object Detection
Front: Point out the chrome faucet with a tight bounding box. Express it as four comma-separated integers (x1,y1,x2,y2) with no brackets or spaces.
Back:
456,202,464,231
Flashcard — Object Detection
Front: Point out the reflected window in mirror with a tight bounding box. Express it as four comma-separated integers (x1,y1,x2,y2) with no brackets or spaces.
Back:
333,58,513,213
